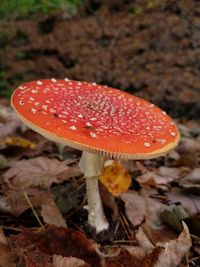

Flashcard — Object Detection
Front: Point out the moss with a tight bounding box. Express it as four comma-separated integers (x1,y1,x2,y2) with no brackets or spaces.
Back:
0,0,84,19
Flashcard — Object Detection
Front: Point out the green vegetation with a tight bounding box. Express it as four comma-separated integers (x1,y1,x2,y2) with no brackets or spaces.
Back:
132,0,162,16
0,0,83,19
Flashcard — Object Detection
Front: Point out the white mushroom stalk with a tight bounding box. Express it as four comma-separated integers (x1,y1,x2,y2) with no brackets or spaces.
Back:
79,151,109,233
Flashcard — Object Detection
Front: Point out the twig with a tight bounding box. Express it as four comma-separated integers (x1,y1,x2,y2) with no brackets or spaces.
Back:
23,191,45,230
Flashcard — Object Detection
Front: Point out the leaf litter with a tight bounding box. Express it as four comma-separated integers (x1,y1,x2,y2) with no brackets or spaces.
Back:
2,156,81,189
0,101,199,266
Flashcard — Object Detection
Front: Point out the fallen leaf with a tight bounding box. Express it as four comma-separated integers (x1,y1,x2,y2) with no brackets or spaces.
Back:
135,227,155,250
25,251,53,267
121,189,164,227
157,167,184,179
176,153,198,168
41,198,67,228
178,124,191,138
167,188,200,216
121,191,145,226
0,228,15,267
179,168,200,194
0,104,17,122
99,182,119,219
136,161,149,174
21,130,55,158
121,160,138,173
124,246,148,260
176,137,198,154
99,160,131,196
137,171,174,187
52,255,89,267
137,167,184,188
167,150,181,161
0,244,15,267
0,119,21,140
0,228,7,245
193,245,200,255
0,188,52,216
3,156,80,189
4,136,36,149
106,246,159,267
9,226,98,266
142,221,178,245
154,222,191,267
0,104,22,140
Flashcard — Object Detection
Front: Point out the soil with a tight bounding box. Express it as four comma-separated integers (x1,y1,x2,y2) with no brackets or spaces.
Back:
0,0,200,119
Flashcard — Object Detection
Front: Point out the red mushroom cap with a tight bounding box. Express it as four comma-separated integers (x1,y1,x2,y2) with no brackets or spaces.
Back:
11,79,180,159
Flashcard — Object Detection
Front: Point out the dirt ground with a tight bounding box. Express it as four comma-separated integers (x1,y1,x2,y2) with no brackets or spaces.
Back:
0,0,200,119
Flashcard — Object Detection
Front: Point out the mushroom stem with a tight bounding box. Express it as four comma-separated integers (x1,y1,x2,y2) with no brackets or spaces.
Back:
79,151,109,233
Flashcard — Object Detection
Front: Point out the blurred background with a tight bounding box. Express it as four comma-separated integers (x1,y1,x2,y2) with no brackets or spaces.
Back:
0,0,199,120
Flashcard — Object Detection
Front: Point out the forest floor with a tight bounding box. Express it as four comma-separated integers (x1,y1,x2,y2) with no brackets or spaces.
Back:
0,0,200,266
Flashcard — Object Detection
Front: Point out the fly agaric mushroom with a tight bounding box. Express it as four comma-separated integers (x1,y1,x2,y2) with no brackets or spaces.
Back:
11,79,180,233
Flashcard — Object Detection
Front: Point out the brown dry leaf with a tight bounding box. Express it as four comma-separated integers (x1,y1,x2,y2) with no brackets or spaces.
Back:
157,167,184,180
0,119,22,140
167,150,181,161
0,104,16,122
0,243,15,267
121,189,164,226
137,171,174,187
105,246,159,267
124,246,148,260
0,228,8,245
0,106,21,138
154,222,191,267
99,182,119,219
25,251,53,267
143,221,178,246
0,228,15,267
179,168,200,194
99,160,131,196
137,167,183,187
136,161,149,174
3,156,80,189
121,160,138,173
178,124,191,138
52,255,89,267
135,227,155,250
176,137,198,154
41,198,67,228
0,105,22,140
20,130,55,158
0,188,52,216
167,188,200,216
174,137,199,168
9,226,98,267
